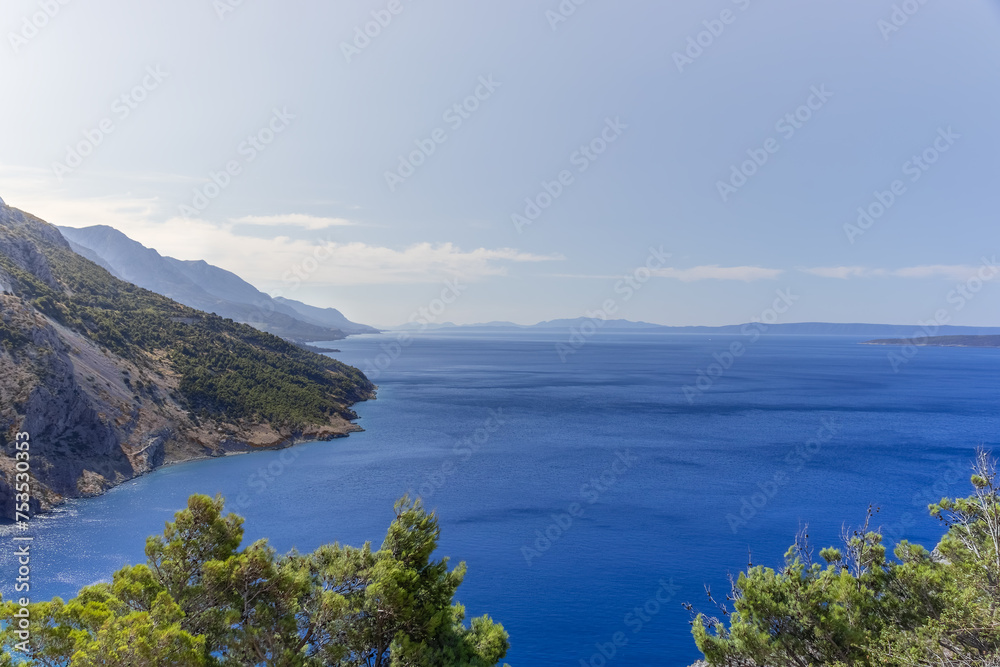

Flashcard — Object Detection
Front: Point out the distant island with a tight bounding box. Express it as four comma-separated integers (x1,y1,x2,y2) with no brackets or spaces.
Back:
864,335,1000,348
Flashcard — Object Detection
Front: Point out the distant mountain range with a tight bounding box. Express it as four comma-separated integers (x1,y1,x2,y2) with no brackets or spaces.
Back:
392,318,1000,337
50,225,1000,343
59,225,378,342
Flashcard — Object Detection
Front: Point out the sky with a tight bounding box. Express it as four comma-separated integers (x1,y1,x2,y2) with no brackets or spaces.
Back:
1,0,999,327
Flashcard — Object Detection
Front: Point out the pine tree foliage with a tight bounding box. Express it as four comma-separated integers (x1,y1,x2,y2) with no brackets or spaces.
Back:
692,450,1000,666
0,495,509,667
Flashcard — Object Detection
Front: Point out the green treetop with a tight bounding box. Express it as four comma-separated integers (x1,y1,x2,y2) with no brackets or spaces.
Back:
691,449,1000,666
1,495,509,667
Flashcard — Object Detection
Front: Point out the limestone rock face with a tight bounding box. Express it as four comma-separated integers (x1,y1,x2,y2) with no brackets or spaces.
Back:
0,291,188,516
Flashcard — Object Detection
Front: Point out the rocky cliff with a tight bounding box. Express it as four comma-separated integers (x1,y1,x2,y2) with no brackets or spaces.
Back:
0,203,375,519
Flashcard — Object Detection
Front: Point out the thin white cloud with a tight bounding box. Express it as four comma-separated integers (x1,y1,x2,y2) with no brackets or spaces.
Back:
230,214,358,230
547,273,624,279
10,192,165,231
550,266,784,281
800,266,874,279
0,171,558,286
285,240,563,285
651,265,784,282
890,264,987,281
119,216,563,286
801,265,991,281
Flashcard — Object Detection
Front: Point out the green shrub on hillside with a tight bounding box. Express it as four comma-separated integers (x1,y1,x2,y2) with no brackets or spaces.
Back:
0,213,372,428
692,450,1000,666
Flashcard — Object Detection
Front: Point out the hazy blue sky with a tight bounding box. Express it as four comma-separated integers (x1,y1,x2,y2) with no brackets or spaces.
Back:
2,0,999,327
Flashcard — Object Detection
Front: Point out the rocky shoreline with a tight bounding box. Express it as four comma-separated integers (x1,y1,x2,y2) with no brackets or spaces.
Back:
0,294,374,519
0,362,373,520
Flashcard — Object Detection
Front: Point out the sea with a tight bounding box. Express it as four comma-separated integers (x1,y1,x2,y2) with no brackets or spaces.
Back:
3,332,1000,665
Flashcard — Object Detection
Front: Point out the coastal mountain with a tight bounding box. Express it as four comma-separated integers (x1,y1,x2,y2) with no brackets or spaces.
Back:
58,225,379,341
272,295,379,334
0,202,374,518
392,318,1000,337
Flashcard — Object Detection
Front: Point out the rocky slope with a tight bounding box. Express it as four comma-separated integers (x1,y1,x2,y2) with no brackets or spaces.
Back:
0,203,375,519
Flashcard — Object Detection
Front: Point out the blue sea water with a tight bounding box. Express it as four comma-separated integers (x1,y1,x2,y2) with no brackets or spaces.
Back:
4,332,1000,665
